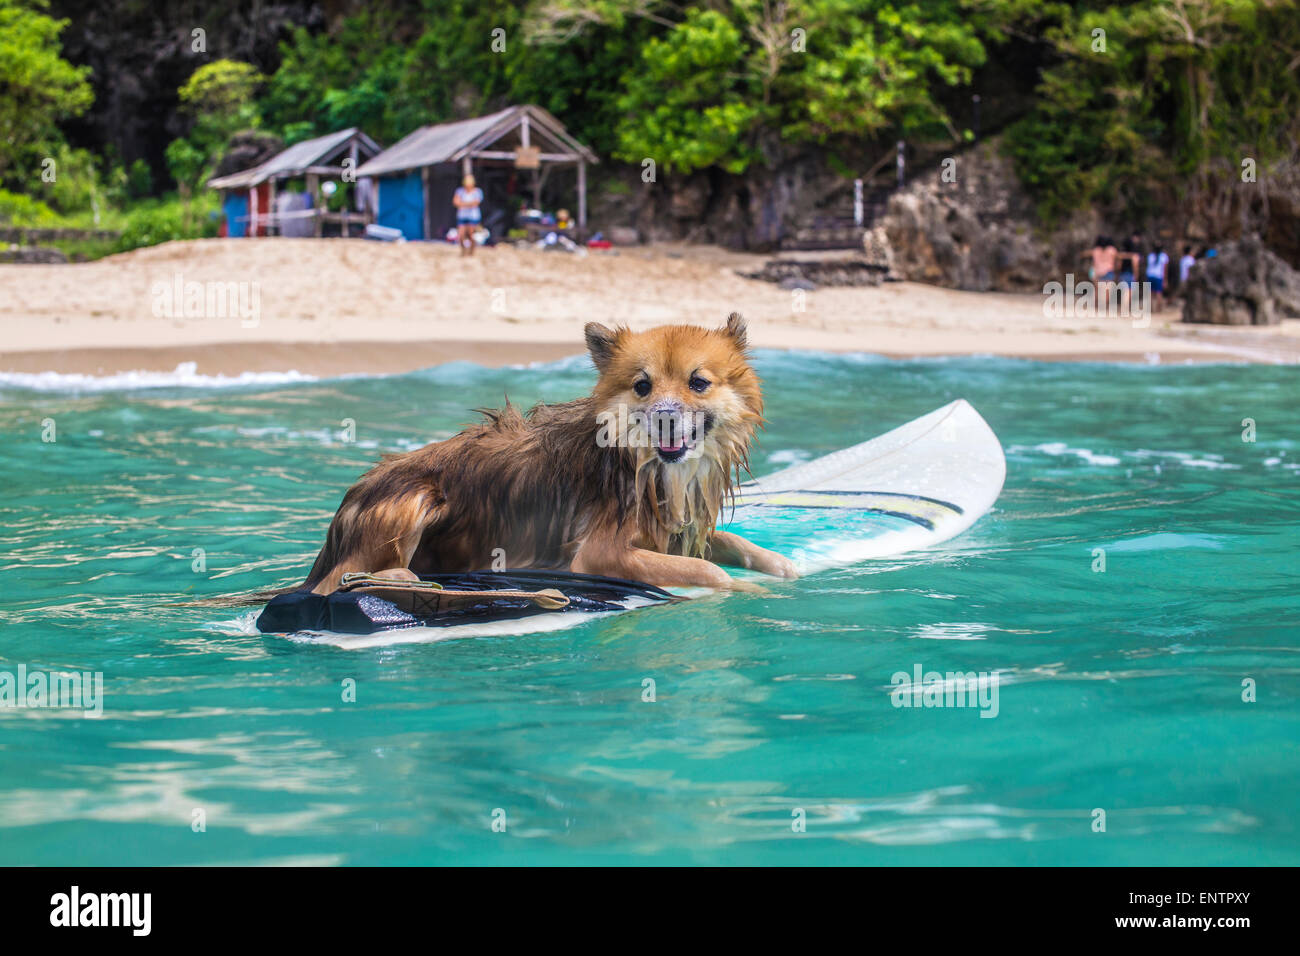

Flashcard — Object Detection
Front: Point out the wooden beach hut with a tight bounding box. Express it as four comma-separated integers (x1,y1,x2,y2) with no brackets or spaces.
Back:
207,127,383,237
353,106,598,241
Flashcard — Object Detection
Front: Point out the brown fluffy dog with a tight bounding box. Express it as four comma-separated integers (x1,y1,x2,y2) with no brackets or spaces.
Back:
301,313,797,594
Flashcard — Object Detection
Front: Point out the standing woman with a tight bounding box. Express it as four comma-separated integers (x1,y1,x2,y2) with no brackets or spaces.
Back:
453,175,483,256
1146,244,1170,313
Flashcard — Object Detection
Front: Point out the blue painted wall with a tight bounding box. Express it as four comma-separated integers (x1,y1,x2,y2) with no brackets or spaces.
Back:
377,172,425,240
223,193,248,238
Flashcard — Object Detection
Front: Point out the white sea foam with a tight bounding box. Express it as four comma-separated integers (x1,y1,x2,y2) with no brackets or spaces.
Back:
1014,442,1247,470
1131,449,1243,470
1027,442,1122,466
911,621,994,641
0,362,316,393
766,449,815,467
192,423,441,449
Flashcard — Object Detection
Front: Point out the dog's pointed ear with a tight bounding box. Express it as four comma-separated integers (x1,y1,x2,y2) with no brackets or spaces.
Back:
723,312,748,351
585,322,618,373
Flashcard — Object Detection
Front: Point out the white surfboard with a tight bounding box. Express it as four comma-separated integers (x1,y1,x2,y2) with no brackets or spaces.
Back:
718,399,1005,574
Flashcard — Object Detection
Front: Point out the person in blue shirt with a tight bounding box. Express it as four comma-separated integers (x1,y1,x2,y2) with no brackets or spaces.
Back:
1146,244,1170,313
453,175,483,256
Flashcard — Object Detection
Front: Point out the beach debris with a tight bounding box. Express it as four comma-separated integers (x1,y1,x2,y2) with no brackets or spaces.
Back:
741,256,885,288
364,224,405,242
533,232,587,257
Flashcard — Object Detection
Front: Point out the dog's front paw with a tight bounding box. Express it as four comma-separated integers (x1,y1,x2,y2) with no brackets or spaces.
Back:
371,567,421,583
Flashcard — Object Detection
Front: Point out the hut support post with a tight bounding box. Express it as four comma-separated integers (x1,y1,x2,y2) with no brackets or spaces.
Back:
423,166,433,240
307,173,322,237
577,159,587,232
347,142,359,236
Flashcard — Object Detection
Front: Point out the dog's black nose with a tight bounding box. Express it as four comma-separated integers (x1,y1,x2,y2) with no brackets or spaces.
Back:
651,410,677,444
647,401,687,458
648,402,682,439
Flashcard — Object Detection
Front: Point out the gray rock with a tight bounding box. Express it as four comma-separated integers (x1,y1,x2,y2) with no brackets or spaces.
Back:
860,225,896,277
0,244,68,264
875,140,1104,293
1181,235,1300,325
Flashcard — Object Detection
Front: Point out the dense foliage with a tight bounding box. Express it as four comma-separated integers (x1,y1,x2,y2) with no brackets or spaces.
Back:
1,0,1296,248
985,0,1300,221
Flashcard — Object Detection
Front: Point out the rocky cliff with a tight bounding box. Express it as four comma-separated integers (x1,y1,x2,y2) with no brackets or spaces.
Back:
875,141,1097,293
1181,235,1300,326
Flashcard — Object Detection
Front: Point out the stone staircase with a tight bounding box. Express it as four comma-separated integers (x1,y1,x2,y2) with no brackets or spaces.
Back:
779,185,893,251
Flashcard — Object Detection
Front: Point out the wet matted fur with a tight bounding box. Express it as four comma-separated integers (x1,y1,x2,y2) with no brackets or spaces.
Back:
301,313,797,594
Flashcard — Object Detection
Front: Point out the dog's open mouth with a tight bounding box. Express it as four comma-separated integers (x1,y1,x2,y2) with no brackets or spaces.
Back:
655,437,688,463
650,411,713,463
650,411,689,463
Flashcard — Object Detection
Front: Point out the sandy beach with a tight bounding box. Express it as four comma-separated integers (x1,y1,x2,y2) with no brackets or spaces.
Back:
2,237,1297,376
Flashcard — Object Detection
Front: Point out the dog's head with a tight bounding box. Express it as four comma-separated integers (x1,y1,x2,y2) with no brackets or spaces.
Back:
585,314,763,473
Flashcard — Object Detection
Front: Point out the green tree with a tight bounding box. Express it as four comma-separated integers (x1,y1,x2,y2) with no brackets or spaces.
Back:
261,12,409,143
614,8,763,173
781,0,986,145
261,1,532,147
168,59,264,223
536,0,985,175
0,0,93,184
176,58,264,150
982,0,1300,223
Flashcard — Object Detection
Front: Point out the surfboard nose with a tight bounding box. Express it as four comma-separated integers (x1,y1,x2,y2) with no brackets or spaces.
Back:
727,399,1007,572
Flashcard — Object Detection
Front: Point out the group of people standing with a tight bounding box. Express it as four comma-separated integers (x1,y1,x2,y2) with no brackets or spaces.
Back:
1083,233,1207,314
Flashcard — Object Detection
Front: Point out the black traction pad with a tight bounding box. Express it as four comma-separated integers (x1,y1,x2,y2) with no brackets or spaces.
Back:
256,569,676,635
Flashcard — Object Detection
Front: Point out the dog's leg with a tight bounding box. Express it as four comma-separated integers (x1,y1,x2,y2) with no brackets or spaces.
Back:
709,530,799,579
304,491,435,595
573,537,758,590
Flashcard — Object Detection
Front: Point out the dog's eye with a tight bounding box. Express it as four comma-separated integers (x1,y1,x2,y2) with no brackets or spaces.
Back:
689,375,710,393
633,379,651,397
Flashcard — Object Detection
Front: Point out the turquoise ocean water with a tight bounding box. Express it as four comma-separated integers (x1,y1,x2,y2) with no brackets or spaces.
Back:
0,352,1295,865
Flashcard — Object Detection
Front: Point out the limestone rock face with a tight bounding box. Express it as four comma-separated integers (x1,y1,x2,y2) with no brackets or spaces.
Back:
1181,235,1300,326
860,225,895,278
876,143,1093,293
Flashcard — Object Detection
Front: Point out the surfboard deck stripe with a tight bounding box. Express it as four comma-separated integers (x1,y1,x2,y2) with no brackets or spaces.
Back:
729,490,965,530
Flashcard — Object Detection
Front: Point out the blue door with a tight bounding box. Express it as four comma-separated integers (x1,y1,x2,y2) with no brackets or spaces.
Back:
223,192,248,238
377,172,425,240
